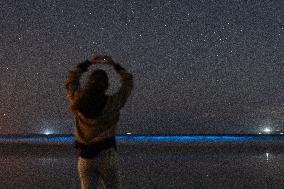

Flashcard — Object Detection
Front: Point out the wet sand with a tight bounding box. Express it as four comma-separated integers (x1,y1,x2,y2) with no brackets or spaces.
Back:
1,140,284,189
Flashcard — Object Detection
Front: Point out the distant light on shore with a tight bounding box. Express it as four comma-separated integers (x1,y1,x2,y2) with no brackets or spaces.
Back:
43,129,54,135
263,128,271,133
258,127,284,135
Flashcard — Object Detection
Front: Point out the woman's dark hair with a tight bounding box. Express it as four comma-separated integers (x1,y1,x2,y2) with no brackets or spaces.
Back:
70,69,109,118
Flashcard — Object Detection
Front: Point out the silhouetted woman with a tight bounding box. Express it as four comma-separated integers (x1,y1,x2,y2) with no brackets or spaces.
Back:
64,54,133,189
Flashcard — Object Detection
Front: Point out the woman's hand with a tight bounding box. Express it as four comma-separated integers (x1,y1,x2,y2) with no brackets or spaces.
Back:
103,56,116,66
90,54,114,65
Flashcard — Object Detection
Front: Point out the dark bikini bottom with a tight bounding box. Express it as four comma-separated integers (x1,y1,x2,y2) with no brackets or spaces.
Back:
75,137,117,159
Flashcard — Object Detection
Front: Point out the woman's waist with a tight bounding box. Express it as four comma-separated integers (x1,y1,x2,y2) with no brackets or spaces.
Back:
75,136,117,159
90,129,116,142
75,136,116,149
75,125,116,144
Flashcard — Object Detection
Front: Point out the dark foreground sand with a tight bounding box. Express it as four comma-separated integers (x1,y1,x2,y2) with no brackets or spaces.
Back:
1,140,284,189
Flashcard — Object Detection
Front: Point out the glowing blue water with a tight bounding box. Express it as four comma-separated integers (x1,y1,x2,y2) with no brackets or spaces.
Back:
1,134,284,143
116,135,284,141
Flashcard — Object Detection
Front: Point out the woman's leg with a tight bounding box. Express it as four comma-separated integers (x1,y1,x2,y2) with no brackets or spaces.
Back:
77,156,101,189
96,147,118,189
77,147,118,189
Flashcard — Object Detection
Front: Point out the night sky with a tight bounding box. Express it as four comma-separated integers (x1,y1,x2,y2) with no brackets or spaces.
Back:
1,0,284,135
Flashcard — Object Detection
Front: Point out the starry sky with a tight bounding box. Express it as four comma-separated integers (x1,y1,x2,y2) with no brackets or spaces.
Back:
0,0,284,135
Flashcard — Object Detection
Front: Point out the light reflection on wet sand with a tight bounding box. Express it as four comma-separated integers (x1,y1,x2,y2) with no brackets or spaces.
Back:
1,142,284,189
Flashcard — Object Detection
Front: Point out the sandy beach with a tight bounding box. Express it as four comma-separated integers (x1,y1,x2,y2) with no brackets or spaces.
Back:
1,136,284,189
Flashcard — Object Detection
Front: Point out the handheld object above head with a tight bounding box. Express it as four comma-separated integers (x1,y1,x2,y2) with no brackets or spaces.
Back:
89,54,115,65
88,54,126,73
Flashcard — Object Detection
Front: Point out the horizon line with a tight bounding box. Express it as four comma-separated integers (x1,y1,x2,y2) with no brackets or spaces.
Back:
1,134,284,142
